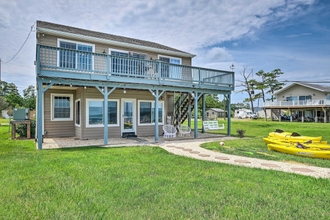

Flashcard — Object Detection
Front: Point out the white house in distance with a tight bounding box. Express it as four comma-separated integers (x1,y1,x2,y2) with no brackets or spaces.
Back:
263,82,330,122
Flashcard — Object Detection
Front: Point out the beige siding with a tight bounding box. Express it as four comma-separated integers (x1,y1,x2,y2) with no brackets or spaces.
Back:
137,125,163,137
277,85,324,101
44,89,75,138
38,35,191,73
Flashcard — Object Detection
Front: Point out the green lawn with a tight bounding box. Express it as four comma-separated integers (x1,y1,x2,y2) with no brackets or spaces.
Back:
198,119,330,168
1,120,330,219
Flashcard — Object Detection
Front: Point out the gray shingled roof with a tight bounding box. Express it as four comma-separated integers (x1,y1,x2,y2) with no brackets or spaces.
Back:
37,20,193,56
298,82,330,92
275,82,330,95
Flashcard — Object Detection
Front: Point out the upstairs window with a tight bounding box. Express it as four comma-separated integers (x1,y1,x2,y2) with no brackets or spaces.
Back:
58,39,94,71
158,55,182,78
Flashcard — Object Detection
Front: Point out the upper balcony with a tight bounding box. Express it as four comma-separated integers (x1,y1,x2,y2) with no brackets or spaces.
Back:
264,99,330,108
36,45,234,92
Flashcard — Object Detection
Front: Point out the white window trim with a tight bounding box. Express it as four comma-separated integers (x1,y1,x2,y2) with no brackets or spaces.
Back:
57,38,95,69
158,55,182,64
138,100,164,126
75,99,81,127
86,98,120,128
108,48,129,55
50,93,73,121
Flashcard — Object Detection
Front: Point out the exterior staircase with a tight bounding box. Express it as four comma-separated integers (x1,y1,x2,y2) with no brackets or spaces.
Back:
173,93,201,126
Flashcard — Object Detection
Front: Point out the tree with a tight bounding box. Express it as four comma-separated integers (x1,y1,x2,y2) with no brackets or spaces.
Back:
0,81,23,108
23,85,36,110
266,69,285,102
0,96,9,112
236,66,258,112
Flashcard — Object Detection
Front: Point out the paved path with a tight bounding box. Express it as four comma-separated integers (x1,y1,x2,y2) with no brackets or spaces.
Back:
159,140,330,179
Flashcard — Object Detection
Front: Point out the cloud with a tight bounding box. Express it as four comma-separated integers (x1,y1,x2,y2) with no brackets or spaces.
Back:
206,47,233,62
286,33,312,38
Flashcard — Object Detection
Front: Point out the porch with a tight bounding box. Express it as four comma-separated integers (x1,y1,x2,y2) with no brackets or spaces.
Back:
37,45,234,91
41,132,232,149
264,99,330,108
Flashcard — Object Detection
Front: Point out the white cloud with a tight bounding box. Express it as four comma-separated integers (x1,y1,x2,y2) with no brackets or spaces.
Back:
206,47,233,62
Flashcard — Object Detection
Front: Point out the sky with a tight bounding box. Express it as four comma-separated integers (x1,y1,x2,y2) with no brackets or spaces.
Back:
0,0,329,104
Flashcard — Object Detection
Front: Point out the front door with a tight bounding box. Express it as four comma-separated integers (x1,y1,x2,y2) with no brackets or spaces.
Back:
121,99,136,134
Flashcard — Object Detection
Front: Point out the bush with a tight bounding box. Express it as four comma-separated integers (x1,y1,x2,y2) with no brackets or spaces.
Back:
236,129,246,138
16,120,35,138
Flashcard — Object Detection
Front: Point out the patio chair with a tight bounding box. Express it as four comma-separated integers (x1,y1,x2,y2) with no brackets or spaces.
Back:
163,124,177,138
178,125,191,137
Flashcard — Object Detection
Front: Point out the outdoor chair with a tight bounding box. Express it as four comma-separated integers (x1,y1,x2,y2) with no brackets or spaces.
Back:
178,125,191,136
163,124,177,138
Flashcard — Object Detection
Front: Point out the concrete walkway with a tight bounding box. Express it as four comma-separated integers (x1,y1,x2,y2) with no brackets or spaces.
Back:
158,140,330,179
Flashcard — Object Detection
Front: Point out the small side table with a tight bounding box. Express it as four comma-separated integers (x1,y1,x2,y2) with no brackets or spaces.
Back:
10,120,31,139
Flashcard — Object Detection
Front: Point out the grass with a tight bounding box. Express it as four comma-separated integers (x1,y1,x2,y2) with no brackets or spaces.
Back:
196,118,330,168
1,119,330,219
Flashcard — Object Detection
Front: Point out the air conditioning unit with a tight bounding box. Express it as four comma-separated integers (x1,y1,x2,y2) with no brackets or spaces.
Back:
13,108,29,120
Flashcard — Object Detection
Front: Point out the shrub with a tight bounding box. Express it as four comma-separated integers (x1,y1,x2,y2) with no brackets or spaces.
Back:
16,120,36,138
236,129,246,138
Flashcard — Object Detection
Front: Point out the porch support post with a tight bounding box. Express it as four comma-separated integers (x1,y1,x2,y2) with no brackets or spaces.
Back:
202,94,205,133
155,89,159,141
194,91,198,138
290,109,293,122
103,86,108,145
279,109,281,122
227,94,231,136
302,110,304,123
96,86,117,145
315,109,318,122
37,78,43,150
188,104,191,128
149,89,165,142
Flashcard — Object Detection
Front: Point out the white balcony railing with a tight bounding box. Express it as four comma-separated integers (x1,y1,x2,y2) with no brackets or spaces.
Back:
263,99,330,107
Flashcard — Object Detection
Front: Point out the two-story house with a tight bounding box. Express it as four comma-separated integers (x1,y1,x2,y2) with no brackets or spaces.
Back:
263,82,330,122
35,21,235,149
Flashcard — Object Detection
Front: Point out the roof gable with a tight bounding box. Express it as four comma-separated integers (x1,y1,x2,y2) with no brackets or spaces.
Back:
36,21,195,57
275,82,330,95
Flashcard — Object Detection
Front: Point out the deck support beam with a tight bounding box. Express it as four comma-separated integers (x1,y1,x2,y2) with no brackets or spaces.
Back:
150,89,165,142
202,94,205,133
96,86,117,145
226,94,231,136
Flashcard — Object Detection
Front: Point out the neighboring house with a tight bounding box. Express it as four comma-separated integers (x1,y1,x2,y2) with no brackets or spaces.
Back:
263,82,330,122
205,108,227,120
35,21,235,149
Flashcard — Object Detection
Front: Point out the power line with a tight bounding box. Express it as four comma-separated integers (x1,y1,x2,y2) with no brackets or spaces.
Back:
3,22,35,64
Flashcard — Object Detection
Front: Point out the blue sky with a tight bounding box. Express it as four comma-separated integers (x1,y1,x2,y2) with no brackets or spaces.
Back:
0,0,329,103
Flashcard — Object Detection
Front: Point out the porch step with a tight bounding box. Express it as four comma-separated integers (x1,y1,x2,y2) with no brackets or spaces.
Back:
122,132,137,138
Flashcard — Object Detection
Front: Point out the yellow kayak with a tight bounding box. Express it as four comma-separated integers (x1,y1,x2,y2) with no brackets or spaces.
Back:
267,143,330,159
268,131,322,142
263,137,330,150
